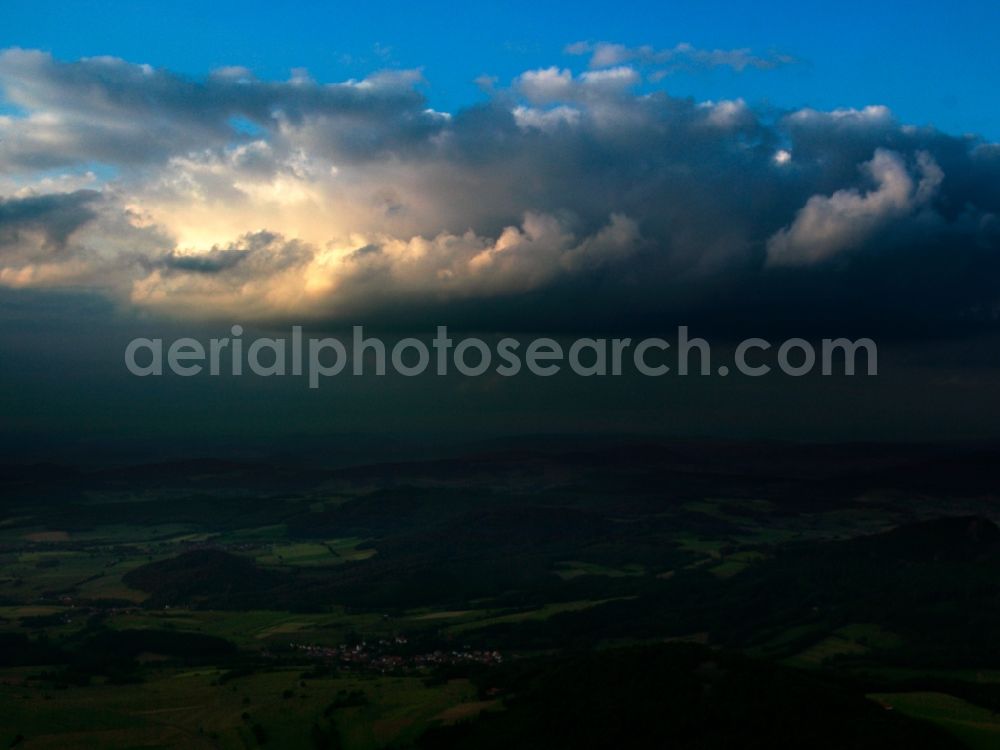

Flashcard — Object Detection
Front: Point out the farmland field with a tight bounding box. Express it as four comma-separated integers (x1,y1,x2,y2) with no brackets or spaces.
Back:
2,441,1000,748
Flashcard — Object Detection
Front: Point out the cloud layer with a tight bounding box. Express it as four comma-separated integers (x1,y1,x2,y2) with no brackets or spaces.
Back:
2,47,1000,334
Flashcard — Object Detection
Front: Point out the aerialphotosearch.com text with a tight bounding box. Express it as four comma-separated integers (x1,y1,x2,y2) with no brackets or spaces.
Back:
124,326,878,388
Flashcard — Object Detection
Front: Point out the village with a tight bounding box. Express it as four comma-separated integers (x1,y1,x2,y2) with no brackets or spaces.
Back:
289,637,504,674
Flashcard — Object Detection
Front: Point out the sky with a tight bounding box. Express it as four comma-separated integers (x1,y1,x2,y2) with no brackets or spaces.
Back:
3,0,999,138
1,1,999,459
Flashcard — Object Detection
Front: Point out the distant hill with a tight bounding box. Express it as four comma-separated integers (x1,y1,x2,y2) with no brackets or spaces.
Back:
847,516,1000,562
123,549,288,607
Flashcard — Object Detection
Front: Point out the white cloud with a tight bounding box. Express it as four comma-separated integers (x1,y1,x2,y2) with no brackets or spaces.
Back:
512,105,581,131
767,149,944,266
787,105,894,128
579,66,641,91
565,40,796,75
516,67,574,103
700,99,751,128
122,213,641,320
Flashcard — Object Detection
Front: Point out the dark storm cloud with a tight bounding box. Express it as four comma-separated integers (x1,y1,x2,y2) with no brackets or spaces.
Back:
1,49,999,336
160,231,311,275
0,49,436,168
0,189,100,250
0,189,106,287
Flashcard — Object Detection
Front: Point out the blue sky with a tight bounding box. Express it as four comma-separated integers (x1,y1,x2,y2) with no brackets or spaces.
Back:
2,0,998,138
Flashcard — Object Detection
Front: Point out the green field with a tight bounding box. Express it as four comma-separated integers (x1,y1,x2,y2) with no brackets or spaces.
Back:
869,692,1000,750
0,667,482,749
